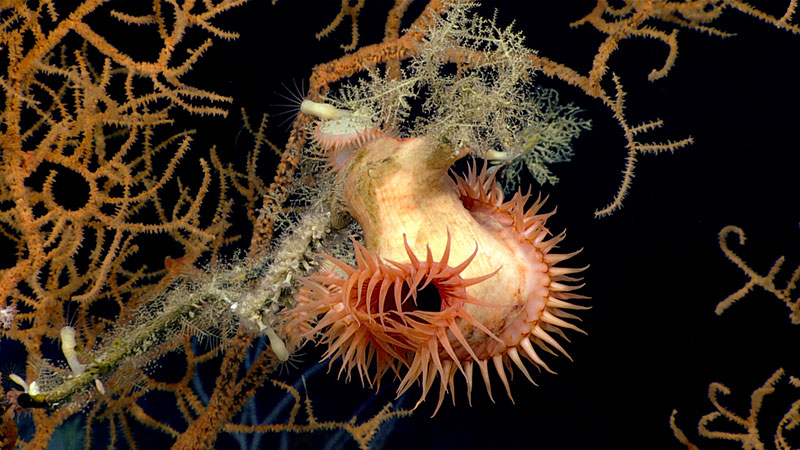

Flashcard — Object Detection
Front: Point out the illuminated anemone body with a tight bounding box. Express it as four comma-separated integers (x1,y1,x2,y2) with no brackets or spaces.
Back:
290,115,587,413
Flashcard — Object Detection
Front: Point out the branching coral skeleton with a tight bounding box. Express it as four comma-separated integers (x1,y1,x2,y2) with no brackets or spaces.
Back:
671,225,799,449
672,369,800,450
717,225,800,325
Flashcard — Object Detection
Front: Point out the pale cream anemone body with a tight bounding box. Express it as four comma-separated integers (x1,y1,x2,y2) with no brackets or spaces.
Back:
291,101,588,414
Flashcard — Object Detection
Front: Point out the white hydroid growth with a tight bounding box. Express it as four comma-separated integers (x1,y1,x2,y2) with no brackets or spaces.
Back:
320,1,590,187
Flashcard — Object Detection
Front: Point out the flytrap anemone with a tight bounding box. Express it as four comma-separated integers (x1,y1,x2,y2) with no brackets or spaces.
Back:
286,100,588,414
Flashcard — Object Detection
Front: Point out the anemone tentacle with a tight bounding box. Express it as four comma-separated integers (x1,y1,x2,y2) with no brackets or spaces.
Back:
289,137,588,415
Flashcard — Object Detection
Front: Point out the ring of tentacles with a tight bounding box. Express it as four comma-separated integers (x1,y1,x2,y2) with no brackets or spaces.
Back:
287,132,588,415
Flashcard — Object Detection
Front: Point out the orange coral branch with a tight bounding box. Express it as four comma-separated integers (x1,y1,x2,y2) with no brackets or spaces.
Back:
717,225,800,324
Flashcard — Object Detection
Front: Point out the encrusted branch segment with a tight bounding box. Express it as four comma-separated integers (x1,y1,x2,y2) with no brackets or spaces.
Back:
8,204,342,410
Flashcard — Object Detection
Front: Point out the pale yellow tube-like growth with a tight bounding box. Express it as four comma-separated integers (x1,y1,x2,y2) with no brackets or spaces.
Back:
60,326,86,375
265,325,289,362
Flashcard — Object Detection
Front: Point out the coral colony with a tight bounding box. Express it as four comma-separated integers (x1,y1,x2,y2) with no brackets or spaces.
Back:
5,2,590,412
2,0,797,449
1,2,590,442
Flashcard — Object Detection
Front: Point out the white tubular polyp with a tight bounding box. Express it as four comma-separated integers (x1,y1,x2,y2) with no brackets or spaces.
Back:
10,373,39,396
60,326,86,375
264,324,289,362
300,100,351,120
60,326,106,395
486,150,512,162
9,373,29,392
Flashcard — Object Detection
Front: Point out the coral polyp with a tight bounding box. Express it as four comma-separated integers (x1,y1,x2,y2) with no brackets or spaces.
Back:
289,133,588,413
